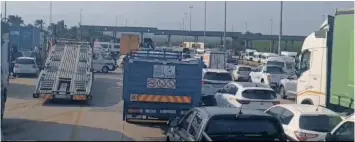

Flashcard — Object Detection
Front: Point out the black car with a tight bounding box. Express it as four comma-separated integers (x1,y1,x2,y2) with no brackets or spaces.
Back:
166,107,287,141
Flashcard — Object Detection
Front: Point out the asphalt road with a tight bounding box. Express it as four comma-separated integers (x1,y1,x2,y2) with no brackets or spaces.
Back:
2,70,167,141
2,68,294,141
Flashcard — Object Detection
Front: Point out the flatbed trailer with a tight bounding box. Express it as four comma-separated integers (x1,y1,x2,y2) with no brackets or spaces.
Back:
33,40,93,101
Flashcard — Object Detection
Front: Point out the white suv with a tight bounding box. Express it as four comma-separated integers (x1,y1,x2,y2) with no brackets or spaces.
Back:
201,68,233,106
13,57,39,77
265,104,343,141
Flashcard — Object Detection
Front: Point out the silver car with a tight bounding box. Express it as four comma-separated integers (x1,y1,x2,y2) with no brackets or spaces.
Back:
278,75,297,99
231,65,252,81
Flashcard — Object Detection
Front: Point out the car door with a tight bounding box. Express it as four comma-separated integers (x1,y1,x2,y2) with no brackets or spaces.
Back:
252,66,263,82
92,53,103,71
172,111,196,141
214,84,230,107
278,109,295,137
223,85,239,107
250,67,259,82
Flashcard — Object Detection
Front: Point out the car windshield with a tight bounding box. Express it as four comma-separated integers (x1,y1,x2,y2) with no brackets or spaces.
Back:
248,52,254,56
299,115,342,132
267,61,284,68
265,66,284,74
239,67,251,72
16,58,35,64
205,115,283,140
241,89,277,100
204,72,232,81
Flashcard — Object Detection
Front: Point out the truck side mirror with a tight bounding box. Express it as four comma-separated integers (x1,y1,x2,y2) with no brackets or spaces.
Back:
167,118,179,127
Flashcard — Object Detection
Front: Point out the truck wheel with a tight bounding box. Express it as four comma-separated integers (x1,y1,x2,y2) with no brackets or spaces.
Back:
280,86,287,99
101,66,109,73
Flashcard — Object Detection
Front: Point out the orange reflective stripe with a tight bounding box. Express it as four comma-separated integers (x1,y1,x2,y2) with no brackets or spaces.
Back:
131,94,191,104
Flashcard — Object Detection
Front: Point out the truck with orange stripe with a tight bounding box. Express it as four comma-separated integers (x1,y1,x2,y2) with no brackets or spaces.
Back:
122,49,203,121
296,8,354,115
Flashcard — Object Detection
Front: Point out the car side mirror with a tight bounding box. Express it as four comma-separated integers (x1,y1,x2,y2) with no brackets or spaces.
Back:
325,132,332,141
167,118,179,127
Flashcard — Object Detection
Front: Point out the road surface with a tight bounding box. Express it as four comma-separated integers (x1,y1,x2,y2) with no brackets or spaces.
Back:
2,68,294,141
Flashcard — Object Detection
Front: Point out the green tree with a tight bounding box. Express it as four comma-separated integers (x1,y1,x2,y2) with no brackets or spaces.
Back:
7,15,24,26
34,19,45,30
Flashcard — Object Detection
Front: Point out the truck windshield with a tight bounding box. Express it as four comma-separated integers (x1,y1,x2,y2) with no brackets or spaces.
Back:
205,115,283,140
267,61,284,68
204,72,232,81
299,115,342,132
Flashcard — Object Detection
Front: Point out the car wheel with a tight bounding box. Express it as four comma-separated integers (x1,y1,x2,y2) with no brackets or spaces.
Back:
280,86,287,99
101,66,109,73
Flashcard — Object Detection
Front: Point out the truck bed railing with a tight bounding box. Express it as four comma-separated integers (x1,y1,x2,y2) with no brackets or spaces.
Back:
128,49,186,61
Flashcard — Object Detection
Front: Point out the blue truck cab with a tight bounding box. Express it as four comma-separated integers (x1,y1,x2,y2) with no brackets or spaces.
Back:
122,49,203,121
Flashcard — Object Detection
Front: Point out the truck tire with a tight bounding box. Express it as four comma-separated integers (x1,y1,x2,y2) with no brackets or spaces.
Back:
101,66,109,73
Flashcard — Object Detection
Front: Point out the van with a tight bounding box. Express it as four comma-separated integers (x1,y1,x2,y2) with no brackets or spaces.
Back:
92,53,117,73
266,56,295,75
260,52,278,64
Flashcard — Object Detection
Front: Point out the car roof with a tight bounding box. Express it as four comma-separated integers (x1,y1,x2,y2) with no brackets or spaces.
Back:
197,106,271,117
231,82,271,89
203,68,229,73
17,57,35,60
276,104,340,116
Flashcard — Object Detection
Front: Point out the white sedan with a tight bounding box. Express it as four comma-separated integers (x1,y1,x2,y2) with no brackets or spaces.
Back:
13,57,39,77
265,104,343,141
214,82,279,111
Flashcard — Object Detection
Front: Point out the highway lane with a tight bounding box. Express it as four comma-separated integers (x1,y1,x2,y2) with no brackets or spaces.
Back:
2,70,166,141
2,68,294,141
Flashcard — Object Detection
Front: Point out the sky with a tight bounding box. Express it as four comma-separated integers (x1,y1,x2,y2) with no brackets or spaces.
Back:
1,1,353,36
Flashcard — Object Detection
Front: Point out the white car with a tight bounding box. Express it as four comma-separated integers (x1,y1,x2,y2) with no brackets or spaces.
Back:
265,104,343,141
214,82,279,111
249,65,286,89
13,57,39,77
225,58,238,71
325,113,354,141
93,53,117,73
231,65,252,81
279,77,297,99
201,68,233,106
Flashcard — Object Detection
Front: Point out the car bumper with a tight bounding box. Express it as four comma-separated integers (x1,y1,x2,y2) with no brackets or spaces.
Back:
14,69,38,74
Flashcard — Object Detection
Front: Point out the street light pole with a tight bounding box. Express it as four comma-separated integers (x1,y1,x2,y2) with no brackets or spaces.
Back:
189,5,193,31
223,1,227,50
4,1,7,22
270,19,273,52
79,9,83,40
49,1,52,24
278,1,283,55
184,13,187,41
203,2,206,43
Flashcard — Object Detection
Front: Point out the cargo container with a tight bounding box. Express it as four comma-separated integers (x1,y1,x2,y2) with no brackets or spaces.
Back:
120,34,140,55
9,26,41,51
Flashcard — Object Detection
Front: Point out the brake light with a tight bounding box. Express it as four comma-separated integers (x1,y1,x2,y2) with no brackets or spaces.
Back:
294,131,318,141
14,64,19,68
236,99,251,104
272,101,280,105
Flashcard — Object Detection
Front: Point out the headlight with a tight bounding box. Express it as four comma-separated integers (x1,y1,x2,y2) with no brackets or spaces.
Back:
267,75,272,81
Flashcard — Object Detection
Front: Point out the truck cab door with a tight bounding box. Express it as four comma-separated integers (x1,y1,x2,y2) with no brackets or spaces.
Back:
296,49,311,104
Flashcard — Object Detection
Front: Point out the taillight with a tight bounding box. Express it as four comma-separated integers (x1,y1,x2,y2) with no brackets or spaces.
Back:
14,64,19,68
272,101,280,105
236,99,251,104
294,131,318,141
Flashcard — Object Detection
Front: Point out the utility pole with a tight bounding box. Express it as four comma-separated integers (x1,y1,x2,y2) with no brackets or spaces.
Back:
223,1,227,50
203,2,206,43
189,5,193,31
184,13,187,41
270,19,273,52
278,1,283,55
79,9,82,40
49,1,52,24
4,1,7,22
125,19,127,27
245,21,248,33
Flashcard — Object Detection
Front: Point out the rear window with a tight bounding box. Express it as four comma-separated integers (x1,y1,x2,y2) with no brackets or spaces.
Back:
242,90,277,100
16,58,35,64
204,72,232,81
22,51,32,57
265,66,284,74
299,115,342,132
205,115,283,138
267,61,284,68
239,67,251,72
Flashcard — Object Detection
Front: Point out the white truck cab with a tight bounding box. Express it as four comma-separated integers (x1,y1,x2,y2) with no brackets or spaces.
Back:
260,52,278,64
244,49,257,61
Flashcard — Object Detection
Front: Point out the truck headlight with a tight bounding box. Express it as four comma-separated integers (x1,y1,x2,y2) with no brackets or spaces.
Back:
267,75,272,81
